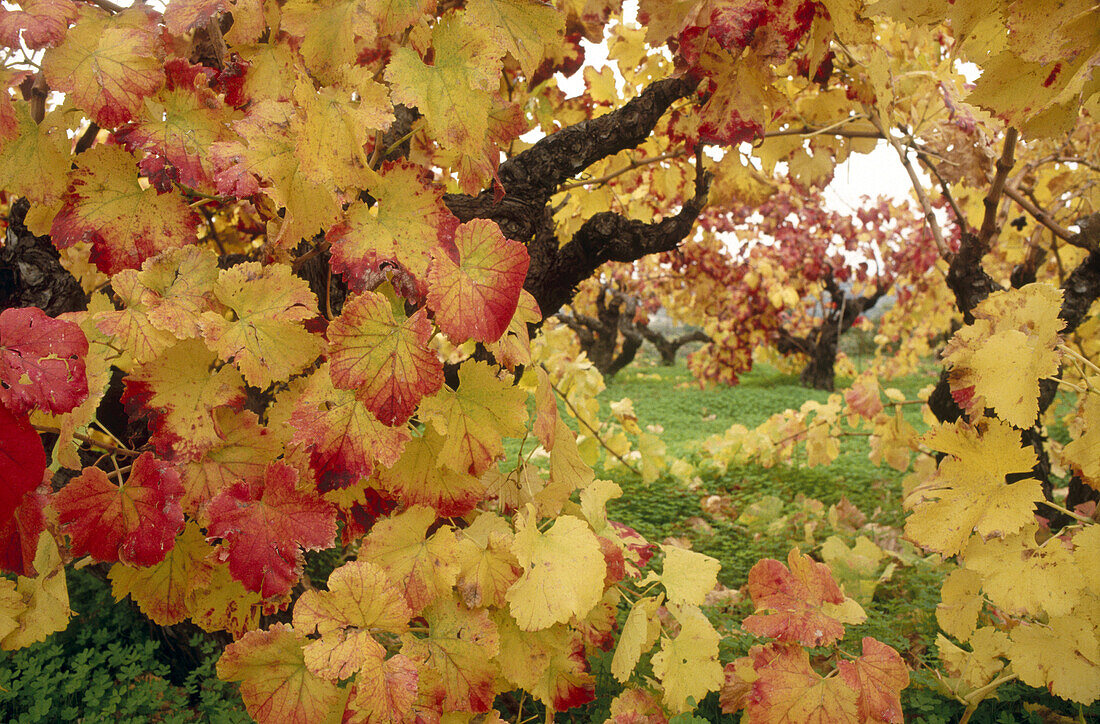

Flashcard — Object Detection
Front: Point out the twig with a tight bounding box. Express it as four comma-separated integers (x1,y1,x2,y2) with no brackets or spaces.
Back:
73,122,100,155
33,425,142,457
291,239,331,273
559,149,687,191
915,153,968,232
866,110,949,258
541,365,644,478
199,205,227,256
82,0,124,12
1002,186,1075,243
976,127,1018,251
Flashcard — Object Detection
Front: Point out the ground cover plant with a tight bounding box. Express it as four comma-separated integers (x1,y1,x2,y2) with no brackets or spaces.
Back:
0,0,1097,723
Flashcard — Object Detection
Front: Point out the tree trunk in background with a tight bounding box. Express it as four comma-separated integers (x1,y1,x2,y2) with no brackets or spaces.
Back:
556,286,644,380
637,323,711,365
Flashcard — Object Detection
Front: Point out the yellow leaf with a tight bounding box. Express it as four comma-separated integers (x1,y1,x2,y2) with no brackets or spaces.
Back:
937,627,1009,690
904,418,1042,557
506,509,605,631
1008,616,1100,704
1063,383,1100,487
610,595,661,683
657,546,720,607
1,532,71,651
651,603,723,714
936,568,983,642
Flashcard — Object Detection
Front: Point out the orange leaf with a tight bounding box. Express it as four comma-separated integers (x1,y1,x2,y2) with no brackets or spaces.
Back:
427,218,529,344
217,623,343,724
746,643,859,723
328,292,443,426
742,549,848,646
837,637,910,724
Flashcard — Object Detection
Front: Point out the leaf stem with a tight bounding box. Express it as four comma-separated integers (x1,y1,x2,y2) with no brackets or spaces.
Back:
32,424,142,457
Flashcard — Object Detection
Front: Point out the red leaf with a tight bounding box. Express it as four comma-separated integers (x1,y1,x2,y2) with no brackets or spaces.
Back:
0,306,88,416
0,0,78,50
837,637,910,724
0,484,47,576
55,452,185,566
427,218,529,344
742,549,848,646
206,462,337,598
0,403,45,541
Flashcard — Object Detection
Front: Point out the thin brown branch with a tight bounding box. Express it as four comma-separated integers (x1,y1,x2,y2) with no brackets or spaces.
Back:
977,127,1018,250
82,0,123,12
1004,186,1094,251
33,424,142,457
867,110,949,258
559,149,686,191
292,239,330,273
542,366,644,478
916,152,968,232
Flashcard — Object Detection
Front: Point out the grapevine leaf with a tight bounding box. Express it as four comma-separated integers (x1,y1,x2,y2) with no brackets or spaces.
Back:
0,403,45,532
0,104,71,208
743,642,860,723
454,512,520,609
836,637,909,724
418,360,528,476
466,0,565,78
178,407,283,513
358,505,460,615
289,364,411,491
935,568,983,642
960,523,1082,619
328,292,443,425
399,596,500,713
162,0,228,34
348,652,419,724
494,613,596,712
0,0,77,49
742,548,852,647
506,509,605,631
199,261,322,388
1008,617,1100,705
186,561,268,638
327,162,457,293
384,14,504,194
41,7,164,127
651,603,724,714
656,545,721,607
294,561,411,680
109,521,213,626
280,0,377,84
943,283,1064,428
611,595,661,683
217,623,343,724
0,306,88,416
122,339,247,460
378,426,486,517
50,145,199,275
427,218,530,345
1063,381,1100,486
206,462,337,598
607,687,669,723
937,628,1009,690
54,453,185,566
0,532,70,651
904,418,1042,557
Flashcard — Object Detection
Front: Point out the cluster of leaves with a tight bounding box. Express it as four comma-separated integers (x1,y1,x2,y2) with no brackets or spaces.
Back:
0,0,1096,722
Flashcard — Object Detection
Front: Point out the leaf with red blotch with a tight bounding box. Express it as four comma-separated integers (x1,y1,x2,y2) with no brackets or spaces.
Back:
206,462,337,598
837,637,909,724
348,652,420,724
327,162,457,293
490,288,541,371
378,426,486,517
399,596,500,713
495,613,596,712
115,61,238,192
54,453,185,566
109,521,212,626
41,7,164,127
692,49,782,147
50,145,199,275
0,306,88,417
0,404,45,539
178,407,283,514
742,549,851,647
428,219,529,344
163,0,228,34
328,292,443,426
122,339,247,460
289,364,410,492
0,0,78,50
217,624,343,724
0,485,47,576
732,642,859,722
